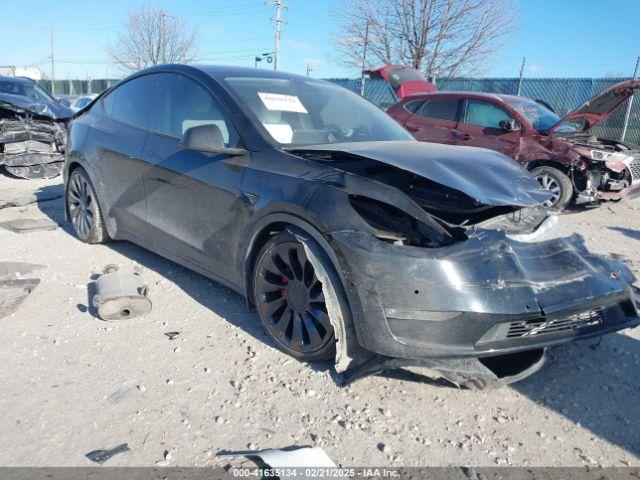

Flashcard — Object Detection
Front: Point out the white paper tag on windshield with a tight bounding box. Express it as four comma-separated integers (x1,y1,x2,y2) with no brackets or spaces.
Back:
264,123,293,143
258,92,308,113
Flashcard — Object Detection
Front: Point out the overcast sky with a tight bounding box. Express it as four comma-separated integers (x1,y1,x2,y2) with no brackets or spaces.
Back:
1,0,638,80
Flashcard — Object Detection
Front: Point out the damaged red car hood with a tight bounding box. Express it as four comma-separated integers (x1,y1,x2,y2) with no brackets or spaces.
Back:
548,80,640,133
364,65,436,100
295,141,552,208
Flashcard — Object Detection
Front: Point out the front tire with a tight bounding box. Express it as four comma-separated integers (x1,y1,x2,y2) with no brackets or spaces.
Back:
67,168,108,244
531,166,573,211
253,232,336,362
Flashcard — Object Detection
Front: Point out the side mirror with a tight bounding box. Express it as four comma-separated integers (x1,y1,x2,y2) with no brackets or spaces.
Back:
181,124,247,156
58,98,71,106
499,119,520,132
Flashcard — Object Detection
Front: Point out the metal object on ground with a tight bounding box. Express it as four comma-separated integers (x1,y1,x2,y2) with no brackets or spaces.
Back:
0,262,43,318
92,265,151,321
0,218,58,233
85,443,130,464
219,446,336,468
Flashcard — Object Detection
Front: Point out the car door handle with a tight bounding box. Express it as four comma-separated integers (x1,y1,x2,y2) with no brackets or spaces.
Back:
456,132,473,140
406,125,420,132
148,150,163,160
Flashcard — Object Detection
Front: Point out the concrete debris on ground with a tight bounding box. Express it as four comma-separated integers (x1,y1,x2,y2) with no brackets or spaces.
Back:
0,218,58,233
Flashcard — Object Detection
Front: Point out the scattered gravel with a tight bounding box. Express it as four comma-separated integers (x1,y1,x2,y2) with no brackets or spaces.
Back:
0,174,639,467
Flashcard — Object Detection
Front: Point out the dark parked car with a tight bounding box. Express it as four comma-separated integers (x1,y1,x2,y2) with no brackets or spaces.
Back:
64,65,640,387
386,77,640,210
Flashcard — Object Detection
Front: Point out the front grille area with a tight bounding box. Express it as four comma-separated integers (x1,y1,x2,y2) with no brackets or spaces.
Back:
629,157,640,184
506,309,604,339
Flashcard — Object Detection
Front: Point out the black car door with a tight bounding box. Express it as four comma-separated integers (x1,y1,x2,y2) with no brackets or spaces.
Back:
86,76,153,243
141,73,250,286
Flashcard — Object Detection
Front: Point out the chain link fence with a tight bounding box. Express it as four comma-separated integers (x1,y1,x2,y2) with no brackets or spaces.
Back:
36,76,640,145
325,77,640,145
37,79,119,96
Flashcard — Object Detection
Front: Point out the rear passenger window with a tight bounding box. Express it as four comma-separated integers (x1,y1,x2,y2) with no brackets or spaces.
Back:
165,75,239,147
106,76,153,129
418,99,460,121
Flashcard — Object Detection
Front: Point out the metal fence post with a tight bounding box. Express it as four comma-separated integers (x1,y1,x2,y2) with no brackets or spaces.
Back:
621,56,640,142
517,57,526,96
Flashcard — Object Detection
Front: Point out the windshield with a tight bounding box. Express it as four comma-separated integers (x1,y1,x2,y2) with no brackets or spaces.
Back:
501,96,572,133
223,76,414,146
0,79,55,102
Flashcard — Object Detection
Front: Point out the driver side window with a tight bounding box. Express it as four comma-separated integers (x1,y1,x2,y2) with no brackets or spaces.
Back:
465,100,513,129
165,75,239,147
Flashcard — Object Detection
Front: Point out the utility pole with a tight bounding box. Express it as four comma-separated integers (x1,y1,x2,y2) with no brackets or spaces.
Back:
517,57,526,96
359,19,370,96
49,27,56,96
621,55,640,142
267,0,287,70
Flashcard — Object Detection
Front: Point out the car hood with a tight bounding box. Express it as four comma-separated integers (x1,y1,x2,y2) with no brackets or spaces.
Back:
549,80,640,133
0,91,75,120
292,141,552,208
364,65,436,100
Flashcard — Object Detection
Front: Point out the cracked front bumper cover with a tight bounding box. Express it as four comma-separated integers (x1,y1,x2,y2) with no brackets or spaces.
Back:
331,229,640,363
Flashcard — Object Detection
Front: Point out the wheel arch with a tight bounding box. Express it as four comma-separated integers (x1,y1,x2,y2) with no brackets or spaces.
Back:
526,159,571,174
242,212,367,371
241,213,345,304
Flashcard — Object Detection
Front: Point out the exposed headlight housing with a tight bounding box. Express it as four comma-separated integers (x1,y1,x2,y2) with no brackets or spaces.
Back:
573,146,632,163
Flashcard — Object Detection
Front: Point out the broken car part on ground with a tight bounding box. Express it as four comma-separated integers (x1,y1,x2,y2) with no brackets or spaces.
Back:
92,264,152,321
383,67,640,211
63,65,640,388
0,76,75,179
0,262,43,318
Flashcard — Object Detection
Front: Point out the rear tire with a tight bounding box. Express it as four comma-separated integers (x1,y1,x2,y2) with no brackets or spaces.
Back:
253,231,337,363
531,166,573,211
66,167,109,244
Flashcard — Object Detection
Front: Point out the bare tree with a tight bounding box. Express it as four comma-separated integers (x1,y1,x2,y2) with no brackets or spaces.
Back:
107,4,199,72
332,0,519,78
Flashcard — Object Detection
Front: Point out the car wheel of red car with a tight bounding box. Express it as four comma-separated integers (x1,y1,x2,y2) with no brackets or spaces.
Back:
531,166,573,211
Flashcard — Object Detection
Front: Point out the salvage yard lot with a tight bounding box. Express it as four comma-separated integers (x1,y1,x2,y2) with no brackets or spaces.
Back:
0,173,639,467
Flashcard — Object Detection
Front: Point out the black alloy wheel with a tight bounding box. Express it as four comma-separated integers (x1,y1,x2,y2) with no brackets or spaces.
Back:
254,234,335,361
67,168,108,243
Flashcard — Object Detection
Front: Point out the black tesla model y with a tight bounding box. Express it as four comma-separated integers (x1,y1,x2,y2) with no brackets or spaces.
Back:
64,65,640,387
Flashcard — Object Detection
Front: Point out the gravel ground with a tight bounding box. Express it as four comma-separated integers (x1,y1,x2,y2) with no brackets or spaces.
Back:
0,173,639,468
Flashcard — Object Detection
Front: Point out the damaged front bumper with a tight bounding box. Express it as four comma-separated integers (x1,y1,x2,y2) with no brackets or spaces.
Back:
574,155,640,203
0,118,66,179
331,229,640,368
